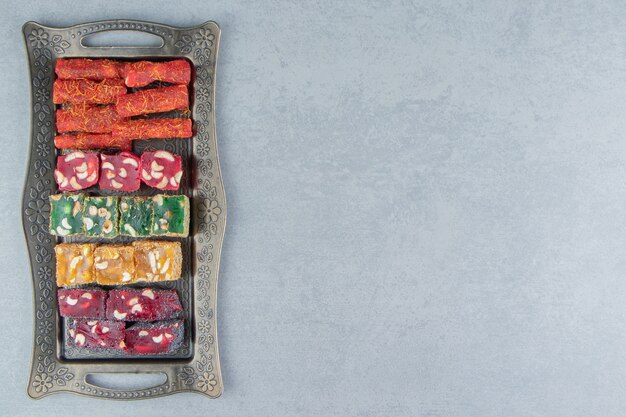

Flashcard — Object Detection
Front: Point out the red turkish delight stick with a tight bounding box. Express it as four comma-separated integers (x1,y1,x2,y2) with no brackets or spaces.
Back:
54,133,132,151
112,118,192,140
55,58,123,80
123,59,191,87
115,85,188,117
56,104,122,133
53,78,127,105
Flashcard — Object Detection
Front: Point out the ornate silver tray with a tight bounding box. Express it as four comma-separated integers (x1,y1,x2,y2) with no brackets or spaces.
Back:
21,20,225,399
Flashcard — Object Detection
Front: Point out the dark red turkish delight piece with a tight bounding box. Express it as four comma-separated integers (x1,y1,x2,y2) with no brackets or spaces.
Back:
106,288,183,322
125,320,184,355
58,288,107,318
99,152,141,191
139,150,183,190
54,151,99,191
68,319,125,350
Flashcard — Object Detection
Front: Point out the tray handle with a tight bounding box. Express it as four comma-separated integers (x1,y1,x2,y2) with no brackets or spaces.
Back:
79,30,165,49
79,371,173,399
29,19,195,52
74,20,173,51
23,20,220,57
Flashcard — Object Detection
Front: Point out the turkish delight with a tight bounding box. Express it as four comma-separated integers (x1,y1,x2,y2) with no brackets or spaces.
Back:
58,288,107,318
54,151,99,191
55,58,123,80
93,245,135,285
132,240,182,282
140,150,183,190
151,194,189,237
54,133,132,151
115,85,188,117
122,59,191,87
124,320,184,355
56,104,122,134
106,288,183,321
112,118,192,140
119,197,153,237
53,78,127,105
68,319,125,350
99,152,141,191
49,193,83,236
55,243,97,287
83,196,118,238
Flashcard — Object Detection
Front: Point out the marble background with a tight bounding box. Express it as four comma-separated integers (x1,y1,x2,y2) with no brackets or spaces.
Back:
1,1,625,416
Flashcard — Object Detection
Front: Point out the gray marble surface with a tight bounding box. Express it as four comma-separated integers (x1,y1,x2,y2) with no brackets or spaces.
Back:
1,1,625,416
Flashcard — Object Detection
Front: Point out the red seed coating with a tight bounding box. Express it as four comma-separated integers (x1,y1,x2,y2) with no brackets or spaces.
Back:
54,151,99,191
140,150,183,190
53,78,127,105
123,59,191,87
106,288,183,322
112,118,192,140
55,58,123,80
58,289,107,318
69,319,125,350
123,59,191,88
115,85,188,117
99,152,141,192
125,320,183,355
56,104,123,133
54,133,132,151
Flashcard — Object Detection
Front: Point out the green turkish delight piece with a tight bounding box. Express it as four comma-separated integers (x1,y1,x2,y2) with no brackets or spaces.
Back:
151,194,189,237
83,196,119,238
119,197,153,237
49,193,84,236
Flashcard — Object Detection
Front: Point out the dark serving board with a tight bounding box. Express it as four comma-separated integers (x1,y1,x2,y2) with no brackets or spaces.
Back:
21,20,225,399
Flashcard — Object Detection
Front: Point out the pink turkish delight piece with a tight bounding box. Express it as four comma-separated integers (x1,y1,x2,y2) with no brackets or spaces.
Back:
125,320,184,355
54,151,99,191
68,319,125,350
139,150,182,190
106,288,183,322
58,288,107,318
99,151,140,191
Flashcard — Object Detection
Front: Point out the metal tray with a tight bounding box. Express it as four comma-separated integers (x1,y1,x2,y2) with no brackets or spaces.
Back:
21,20,225,399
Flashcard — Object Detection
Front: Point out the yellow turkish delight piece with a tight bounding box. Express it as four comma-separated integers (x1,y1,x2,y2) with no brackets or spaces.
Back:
55,243,96,287
132,240,182,282
94,245,135,285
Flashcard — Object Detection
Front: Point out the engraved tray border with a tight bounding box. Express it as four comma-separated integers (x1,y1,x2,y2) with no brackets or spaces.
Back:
21,19,225,399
